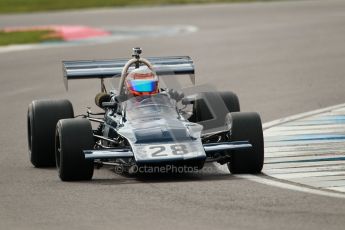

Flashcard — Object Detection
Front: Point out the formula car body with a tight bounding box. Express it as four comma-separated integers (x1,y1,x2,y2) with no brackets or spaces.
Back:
27,48,264,181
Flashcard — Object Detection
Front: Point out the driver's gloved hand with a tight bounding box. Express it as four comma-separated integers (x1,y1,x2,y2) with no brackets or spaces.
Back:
167,88,184,102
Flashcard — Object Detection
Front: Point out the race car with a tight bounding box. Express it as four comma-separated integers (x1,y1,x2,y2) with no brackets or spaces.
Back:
27,47,264,181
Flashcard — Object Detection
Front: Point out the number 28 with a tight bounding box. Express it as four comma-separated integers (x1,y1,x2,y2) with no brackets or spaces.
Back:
150,144,188,157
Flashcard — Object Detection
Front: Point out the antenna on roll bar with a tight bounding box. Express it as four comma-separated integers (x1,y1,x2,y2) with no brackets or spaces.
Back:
132,47,142,69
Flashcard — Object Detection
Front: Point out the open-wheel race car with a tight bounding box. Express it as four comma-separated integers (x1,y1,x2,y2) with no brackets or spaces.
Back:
27,48,264,181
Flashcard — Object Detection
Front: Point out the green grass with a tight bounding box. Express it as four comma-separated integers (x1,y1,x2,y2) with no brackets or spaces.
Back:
0,0,264,13
0,30,62,46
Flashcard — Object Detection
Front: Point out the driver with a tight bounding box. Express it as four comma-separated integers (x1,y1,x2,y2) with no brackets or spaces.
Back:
95,65,184,108
126,66,184,101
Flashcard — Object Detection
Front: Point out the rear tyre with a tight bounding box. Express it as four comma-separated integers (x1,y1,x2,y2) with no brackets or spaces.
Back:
219,91,240,112
27,99,74,167
55,119,94,181
189,91,240,122
227,112,264,174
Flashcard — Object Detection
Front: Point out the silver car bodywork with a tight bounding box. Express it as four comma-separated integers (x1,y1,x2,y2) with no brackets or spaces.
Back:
63,50,252,167
117,94,206,163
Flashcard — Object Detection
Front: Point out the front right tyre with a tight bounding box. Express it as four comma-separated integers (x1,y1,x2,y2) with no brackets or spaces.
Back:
55,118,94,181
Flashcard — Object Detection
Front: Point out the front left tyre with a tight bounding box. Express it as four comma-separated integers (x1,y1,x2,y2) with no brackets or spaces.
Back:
27,99,74,167
55,118,94,181
227,112,264,174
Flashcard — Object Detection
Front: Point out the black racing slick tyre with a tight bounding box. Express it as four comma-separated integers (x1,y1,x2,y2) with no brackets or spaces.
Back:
55,119,94,181
27,99,74,167
227,112,264,174
219,91,240,112
189,91,240,122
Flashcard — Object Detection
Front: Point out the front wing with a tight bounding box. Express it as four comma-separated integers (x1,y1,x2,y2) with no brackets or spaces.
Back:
84,141,252,162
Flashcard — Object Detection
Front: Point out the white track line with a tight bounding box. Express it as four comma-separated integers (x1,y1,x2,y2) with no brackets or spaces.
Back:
263,103,345,130
216,164,345,198
237,175,345,199
216,103,345,199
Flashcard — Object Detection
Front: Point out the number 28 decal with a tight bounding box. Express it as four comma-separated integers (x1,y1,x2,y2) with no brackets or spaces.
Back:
149,144,188,157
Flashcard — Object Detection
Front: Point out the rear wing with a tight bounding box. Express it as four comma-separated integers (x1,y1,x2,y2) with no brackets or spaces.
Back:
62,56,195,90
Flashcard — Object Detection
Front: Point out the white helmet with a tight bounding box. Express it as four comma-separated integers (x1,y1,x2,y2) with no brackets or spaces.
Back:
126,66,159,96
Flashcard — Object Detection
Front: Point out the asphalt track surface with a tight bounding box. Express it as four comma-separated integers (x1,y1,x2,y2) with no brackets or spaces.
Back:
1,0,345,229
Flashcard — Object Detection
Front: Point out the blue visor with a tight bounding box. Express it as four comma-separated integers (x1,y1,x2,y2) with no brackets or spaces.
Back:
130,80,157,92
